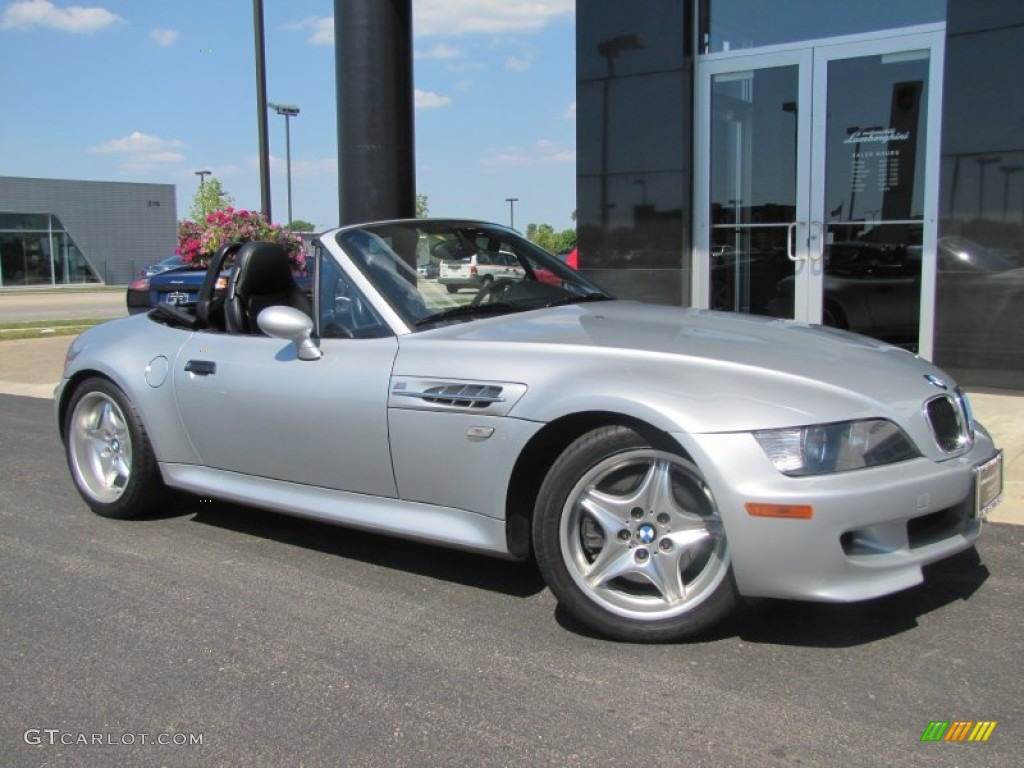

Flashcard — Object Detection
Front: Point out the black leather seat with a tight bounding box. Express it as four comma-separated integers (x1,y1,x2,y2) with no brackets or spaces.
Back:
224,241,312,334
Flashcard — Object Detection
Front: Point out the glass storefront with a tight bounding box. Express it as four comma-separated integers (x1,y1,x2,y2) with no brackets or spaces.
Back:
933,2,1024,389
700,0,946,54
576,0,692,305
697,29,942,352
0,212,100,287
578,0,1024,388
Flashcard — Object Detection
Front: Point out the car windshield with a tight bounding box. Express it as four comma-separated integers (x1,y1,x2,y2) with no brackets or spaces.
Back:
335,220,611,329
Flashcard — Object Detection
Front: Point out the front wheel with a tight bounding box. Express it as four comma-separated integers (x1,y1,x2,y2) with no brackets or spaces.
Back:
533,426,737,642
64,377,167,519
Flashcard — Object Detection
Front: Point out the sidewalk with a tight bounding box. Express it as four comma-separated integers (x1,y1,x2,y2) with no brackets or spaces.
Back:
2,333,1020,524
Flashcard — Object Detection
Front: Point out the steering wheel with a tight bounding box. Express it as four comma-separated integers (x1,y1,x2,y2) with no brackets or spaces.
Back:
196,241,243,329
470,278,515,307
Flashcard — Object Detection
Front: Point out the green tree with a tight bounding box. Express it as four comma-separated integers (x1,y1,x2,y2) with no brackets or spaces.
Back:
526,222,577,253
288,219,315,232
416,193,429,218
189,178,234,220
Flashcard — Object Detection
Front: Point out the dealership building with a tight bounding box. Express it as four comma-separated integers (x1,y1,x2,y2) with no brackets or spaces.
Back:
0,177,177,288
576,0,1024,389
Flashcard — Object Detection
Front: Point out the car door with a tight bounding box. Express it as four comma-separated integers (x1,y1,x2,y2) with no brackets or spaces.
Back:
171,251,400,498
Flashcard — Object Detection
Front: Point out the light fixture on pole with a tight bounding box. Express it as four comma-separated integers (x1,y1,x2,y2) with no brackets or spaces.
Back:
194,169,212,188
269,102,300,225
505,197,519,229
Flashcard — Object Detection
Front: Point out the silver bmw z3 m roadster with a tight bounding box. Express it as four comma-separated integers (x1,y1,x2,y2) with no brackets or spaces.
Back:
56,219,1004,642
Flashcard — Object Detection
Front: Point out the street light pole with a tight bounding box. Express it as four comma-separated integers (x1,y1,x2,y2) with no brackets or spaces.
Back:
505,197,519,229
253,0,272,220
194,169,211,188
269,102,300,225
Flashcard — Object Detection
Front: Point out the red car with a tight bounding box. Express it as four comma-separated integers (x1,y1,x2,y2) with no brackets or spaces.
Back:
536,247,577,285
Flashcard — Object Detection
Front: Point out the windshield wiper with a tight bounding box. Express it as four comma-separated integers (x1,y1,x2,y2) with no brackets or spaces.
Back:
543,293,613,308
413,302,525,327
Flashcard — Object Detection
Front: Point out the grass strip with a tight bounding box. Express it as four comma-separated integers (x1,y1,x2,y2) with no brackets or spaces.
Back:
0,318,112,341
0,317,115,330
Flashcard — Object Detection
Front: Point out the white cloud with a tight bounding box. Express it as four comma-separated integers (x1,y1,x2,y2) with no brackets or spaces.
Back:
563,101,576,121
480,139,575,170
150,27,178,47
89,131,185,172
272,156,338,179
0,0,122,33
415,89,453,109
416,42,461,60
505,53,533,72
287,1,573,45
286,15,333,46
416,0,574,36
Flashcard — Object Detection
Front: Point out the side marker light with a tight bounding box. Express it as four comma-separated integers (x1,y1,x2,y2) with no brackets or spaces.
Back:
745,503,814,519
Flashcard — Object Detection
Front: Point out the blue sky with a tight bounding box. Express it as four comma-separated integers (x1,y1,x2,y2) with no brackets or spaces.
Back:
0,0,577,231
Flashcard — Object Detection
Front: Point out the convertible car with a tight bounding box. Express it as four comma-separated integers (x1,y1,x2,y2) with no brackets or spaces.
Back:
56,219,1004,642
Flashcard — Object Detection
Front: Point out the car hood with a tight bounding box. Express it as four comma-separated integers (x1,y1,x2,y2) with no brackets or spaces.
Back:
399,301,958,434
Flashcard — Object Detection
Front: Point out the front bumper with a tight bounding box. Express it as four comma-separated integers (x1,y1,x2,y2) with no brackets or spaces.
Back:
675,428,998,602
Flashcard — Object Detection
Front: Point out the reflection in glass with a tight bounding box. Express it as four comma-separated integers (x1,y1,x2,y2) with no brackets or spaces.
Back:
702,0,945,54
710,66,798,315
0,214,100,287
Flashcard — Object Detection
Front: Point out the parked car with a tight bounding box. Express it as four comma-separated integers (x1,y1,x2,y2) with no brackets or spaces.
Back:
416,261,439,279
59,220,1002,642
437,245,526,293
128,260,310,315
140,254,184,278
536,246,578,286
768,242,921,346
126,265,225,314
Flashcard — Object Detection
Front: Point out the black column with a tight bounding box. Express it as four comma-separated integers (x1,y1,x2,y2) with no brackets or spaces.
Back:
334,0,416,226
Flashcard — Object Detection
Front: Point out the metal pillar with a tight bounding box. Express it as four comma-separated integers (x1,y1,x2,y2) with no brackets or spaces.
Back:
253,0,272,220
334,0,416,226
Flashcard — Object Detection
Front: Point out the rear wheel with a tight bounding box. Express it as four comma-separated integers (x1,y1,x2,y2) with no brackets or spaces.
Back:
64,377,166,519
533,426,737,641
445,284,459,294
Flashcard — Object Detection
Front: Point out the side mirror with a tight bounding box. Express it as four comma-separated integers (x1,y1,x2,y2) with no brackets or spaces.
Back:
257,305,323,361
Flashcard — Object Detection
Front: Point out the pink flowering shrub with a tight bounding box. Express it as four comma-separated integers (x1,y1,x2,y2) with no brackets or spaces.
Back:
177,207,305,273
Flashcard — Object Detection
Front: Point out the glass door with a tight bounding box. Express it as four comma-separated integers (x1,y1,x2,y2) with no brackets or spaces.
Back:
695,27,945,355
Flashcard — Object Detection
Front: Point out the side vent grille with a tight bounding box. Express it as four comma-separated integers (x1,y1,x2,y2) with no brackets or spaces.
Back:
422,384,504,408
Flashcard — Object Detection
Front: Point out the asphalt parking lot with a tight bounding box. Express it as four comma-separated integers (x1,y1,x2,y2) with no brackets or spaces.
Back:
1,393,1021,767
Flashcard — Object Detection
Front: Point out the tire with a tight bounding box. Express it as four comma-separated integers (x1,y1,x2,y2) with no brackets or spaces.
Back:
64,377,167,519
445,284,459,294
533,425,737,642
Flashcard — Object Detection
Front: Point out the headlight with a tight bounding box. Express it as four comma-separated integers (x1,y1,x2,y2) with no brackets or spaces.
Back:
753,419,920,476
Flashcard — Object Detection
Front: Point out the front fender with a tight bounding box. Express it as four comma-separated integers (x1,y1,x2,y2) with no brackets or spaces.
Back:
56,315,199,464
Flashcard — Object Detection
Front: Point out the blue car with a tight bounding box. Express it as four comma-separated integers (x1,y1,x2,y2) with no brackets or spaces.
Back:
127,261,311,315
126,265,217,314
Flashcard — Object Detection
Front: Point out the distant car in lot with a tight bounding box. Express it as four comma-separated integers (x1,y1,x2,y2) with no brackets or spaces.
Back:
416,261,439,279
127,260,309,314
139,254,184,278
60,219,1003,643
536,246,579,286
438,247,526,293
127,265,220,314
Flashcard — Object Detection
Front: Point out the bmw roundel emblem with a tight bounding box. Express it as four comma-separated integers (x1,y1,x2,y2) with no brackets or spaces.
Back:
637,524,657,544
924,374,948,390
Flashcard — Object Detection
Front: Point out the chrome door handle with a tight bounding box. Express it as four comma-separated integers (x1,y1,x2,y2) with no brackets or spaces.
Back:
786,222,805,262
809,221,825,261
184,360,217,376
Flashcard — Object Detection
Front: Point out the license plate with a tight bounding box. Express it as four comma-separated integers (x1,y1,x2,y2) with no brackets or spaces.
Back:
165,291,192,306
973,450,1004,520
